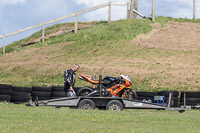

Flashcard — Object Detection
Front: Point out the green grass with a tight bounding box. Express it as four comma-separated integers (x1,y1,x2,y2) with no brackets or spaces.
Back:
0,21,106,54
46,19,152,45
0,103,200,133
0,18,153,54
155,16,200,27
2,16,200,54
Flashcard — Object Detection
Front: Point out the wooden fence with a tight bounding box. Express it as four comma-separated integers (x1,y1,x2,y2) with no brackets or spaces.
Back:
0,1,145,55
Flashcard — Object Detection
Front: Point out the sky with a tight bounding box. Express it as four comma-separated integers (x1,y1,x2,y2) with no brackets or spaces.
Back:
0,0,199,46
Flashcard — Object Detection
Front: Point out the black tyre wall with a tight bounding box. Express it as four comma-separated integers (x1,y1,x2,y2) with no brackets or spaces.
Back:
10,86,32,103
31,86,52,102
31,91,51,97
158,91,179,97
180,97,200,103
12,91,31,97
181,92,200,98
32,86,52,92
136,91,158,97
51,86,64,91
0,84,13,90
0,95,11,102
0,90,12,95
51,91,67,97
11,96,31,103
12,86,32,92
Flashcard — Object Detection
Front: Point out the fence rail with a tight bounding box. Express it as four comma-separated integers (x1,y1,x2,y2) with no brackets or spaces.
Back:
0,1,145,55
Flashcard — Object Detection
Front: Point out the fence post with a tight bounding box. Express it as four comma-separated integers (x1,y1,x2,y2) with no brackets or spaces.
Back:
193,0,196,19
133,0,138,19
127,2,130,19
130,0,134,19
152,0,155,22
42,24,45,44
3,35,6,55
108,2,111,23
75,13,78,33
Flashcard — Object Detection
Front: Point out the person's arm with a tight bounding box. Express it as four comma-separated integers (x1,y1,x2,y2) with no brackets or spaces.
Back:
69,86,73,90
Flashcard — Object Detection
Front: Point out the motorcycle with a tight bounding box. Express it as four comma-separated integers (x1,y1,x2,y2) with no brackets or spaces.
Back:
77,70,137,100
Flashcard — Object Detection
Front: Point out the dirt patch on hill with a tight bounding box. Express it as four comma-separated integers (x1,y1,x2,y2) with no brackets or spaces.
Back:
132,21,200,51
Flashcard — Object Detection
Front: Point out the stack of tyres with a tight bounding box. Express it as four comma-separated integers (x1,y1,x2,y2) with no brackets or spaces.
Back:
180,92,200,108
136,91,158,103
51,86,67,99
51,86,81,99
31,86,51,101
11,86,32,104
158,91,180,107
0,84,12,102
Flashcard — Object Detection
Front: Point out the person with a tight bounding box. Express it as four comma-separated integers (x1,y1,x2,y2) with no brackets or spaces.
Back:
64,64,80,97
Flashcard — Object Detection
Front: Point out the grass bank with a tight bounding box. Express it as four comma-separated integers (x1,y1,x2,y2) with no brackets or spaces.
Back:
0,17,199,91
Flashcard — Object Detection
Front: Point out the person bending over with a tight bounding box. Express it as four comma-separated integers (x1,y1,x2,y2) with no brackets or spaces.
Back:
64,64,80,97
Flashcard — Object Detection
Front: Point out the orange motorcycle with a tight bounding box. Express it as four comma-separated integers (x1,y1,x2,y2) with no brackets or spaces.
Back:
78,69,137,100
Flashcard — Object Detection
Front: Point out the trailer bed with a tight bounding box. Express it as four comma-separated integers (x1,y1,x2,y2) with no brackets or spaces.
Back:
29,96,191,112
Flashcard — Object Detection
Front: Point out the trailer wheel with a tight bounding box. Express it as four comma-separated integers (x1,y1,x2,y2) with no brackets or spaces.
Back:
106,100,124,111
78,99,95,110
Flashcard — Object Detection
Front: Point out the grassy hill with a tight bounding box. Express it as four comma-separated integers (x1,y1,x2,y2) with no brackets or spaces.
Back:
0,17,200,91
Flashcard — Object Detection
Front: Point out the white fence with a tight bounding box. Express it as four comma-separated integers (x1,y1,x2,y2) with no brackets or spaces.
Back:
0,1,146,55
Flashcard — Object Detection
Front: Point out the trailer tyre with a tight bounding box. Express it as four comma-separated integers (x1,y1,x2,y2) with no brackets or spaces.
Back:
78,99,95,110
106,100,124,111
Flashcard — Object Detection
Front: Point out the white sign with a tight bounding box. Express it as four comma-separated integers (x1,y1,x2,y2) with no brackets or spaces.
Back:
133,102,142,106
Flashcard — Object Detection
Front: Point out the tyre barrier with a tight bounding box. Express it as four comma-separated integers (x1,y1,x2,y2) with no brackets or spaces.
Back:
0,84,13,102
50,87,80,99
0,83,200,108
158,91,180,97
32,86,52,92
11,86,32,104
31,86,52,101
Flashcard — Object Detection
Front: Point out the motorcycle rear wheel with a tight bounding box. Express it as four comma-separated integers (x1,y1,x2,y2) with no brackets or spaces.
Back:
77,87,93,96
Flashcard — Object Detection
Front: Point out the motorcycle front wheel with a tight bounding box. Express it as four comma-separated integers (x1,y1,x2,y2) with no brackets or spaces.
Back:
123,89,137,100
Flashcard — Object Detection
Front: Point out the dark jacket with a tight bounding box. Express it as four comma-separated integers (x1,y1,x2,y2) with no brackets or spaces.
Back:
64,69,76,91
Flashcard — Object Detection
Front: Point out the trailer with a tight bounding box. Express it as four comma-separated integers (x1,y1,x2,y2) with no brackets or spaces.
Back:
28,69,191,113
28,93,191,113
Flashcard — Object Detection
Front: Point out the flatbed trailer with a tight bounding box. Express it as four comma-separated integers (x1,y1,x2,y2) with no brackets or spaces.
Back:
29,95,191,113
28,69,191,113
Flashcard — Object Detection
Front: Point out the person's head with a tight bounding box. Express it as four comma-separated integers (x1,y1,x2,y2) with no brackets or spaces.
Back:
72,64,80,72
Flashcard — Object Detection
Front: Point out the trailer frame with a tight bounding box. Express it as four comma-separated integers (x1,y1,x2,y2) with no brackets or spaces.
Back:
29,95,191,113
